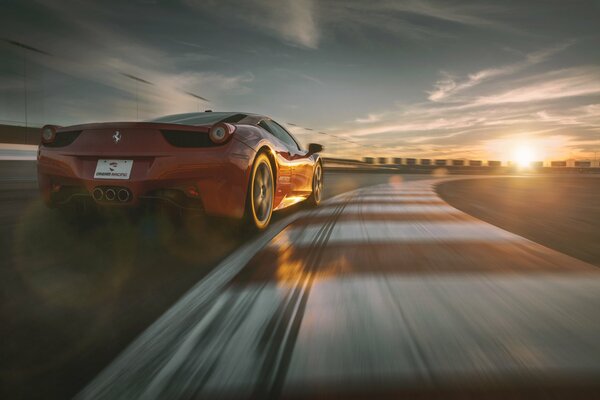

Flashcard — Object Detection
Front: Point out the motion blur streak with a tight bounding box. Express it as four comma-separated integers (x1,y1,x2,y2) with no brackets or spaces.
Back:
78,179,600,399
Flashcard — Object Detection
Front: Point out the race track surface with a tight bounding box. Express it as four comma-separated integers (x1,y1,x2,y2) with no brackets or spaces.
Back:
0,161,432,399
78,178,600,399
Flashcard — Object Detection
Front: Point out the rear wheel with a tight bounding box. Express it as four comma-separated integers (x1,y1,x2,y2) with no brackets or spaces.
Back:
307,162,323,207
246,153,274,230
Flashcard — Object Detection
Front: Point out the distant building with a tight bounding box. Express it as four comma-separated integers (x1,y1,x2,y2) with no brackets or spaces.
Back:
420,159,432,166
488,160,501,167
378,157,387,164
452,160,465,166
575,161,591,167
551,161,567,167
406,158,417,165
392,157,402,165
364,157,375,164
469,160,482,167
531,161,543,168
435,159,447,166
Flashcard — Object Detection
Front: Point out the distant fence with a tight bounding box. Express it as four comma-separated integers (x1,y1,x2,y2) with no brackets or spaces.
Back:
323,157,600,174
359,157,600,170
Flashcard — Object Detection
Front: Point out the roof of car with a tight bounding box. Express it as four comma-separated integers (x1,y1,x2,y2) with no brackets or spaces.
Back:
148,112,267,126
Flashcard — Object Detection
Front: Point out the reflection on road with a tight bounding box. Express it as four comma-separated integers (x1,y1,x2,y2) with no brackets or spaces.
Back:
79,178,600,399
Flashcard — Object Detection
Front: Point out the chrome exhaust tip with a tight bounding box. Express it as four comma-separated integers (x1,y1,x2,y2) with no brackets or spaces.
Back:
92,187,104,201
117,188,130,202
105,188,116,201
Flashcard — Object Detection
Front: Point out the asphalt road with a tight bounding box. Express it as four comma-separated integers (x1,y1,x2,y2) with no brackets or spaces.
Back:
437,176,600,267
75,177,600,400
2,162,599,399
0,161,421,399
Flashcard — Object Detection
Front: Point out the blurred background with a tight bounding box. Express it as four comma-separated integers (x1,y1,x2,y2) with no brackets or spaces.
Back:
1,1,600,399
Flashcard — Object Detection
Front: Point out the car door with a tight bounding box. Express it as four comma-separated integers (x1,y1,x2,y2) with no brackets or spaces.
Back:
257,120,295,203
263,120,313,195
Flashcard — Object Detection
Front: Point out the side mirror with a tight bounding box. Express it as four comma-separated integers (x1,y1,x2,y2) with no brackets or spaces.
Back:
308,143,323,155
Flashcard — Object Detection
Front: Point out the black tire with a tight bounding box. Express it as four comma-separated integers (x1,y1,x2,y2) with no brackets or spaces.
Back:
306,161,323,207
245,152,275,230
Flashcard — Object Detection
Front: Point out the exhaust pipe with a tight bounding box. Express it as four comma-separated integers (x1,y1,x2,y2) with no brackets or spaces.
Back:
117,188,131,202
92,187,104,201
105,188,116,201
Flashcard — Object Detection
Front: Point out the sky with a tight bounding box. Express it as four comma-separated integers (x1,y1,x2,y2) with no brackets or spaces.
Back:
1,0,599,161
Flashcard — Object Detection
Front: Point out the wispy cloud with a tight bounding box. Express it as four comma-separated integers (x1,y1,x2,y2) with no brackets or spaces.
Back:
268,0,319,48
355,113,384,123
321,0,519,44
343,63,600,159
379,0,510,30
183,0,514,49
428,42,574,101
473,66,600,105
184,0,319,48
1,0,255,123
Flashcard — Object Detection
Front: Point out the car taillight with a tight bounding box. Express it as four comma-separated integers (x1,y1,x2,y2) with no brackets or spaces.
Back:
209,122,235,144
41,125,58,144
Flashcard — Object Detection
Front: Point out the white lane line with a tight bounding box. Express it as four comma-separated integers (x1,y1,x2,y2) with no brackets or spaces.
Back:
270,221,522,247
315,204,461,216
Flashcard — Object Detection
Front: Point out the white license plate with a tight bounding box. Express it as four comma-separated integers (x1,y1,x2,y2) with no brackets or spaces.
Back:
94,159,133,180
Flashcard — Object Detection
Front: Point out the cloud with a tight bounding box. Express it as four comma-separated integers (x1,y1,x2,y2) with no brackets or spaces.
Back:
265,0,319,48
272,68,324,85
341,64,600,160
184,0,319,48
380,0,509,29
355,113,383,123
321,0,519,44
473,66,600,105
427,42,574,101
182,0,515,50
0,0,256,124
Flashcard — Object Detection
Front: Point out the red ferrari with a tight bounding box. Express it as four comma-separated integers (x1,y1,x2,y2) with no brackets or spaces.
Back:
37,112,324,229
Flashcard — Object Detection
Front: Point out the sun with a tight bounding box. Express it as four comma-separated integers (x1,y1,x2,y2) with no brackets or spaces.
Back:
513,145,536,167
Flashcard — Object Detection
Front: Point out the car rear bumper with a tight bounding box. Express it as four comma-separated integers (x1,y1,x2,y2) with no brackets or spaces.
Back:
37,145,254,218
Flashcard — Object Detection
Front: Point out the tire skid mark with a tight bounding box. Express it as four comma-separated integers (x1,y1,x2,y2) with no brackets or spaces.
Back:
142,287,266,399
77,211,309,400
356,189,435,383
252,196,352,399
382,278,436,383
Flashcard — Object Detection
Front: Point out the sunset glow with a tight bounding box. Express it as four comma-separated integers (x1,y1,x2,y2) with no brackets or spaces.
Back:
2,1,600,162
513,146,537,167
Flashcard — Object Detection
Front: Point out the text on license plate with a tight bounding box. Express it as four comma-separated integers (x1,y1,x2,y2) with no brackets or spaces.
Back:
94,159,133,180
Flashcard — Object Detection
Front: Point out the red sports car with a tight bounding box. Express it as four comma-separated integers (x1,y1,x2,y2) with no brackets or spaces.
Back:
37,112,324,229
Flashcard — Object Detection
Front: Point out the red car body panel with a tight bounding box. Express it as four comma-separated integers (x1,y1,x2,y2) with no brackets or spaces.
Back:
37,117,320,218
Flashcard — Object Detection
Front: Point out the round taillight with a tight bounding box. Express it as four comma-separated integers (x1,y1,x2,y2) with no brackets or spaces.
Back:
209,123,235,144
41,125,57,143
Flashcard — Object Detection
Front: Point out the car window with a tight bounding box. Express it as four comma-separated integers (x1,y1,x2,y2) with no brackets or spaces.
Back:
259,120,301,151
149,112,248,125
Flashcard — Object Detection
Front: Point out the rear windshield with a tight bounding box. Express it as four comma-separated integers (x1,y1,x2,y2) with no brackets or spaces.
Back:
149,112,248,125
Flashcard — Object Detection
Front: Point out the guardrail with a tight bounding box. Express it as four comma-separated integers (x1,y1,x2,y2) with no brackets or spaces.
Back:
324,157,600,174
360,157,599,168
